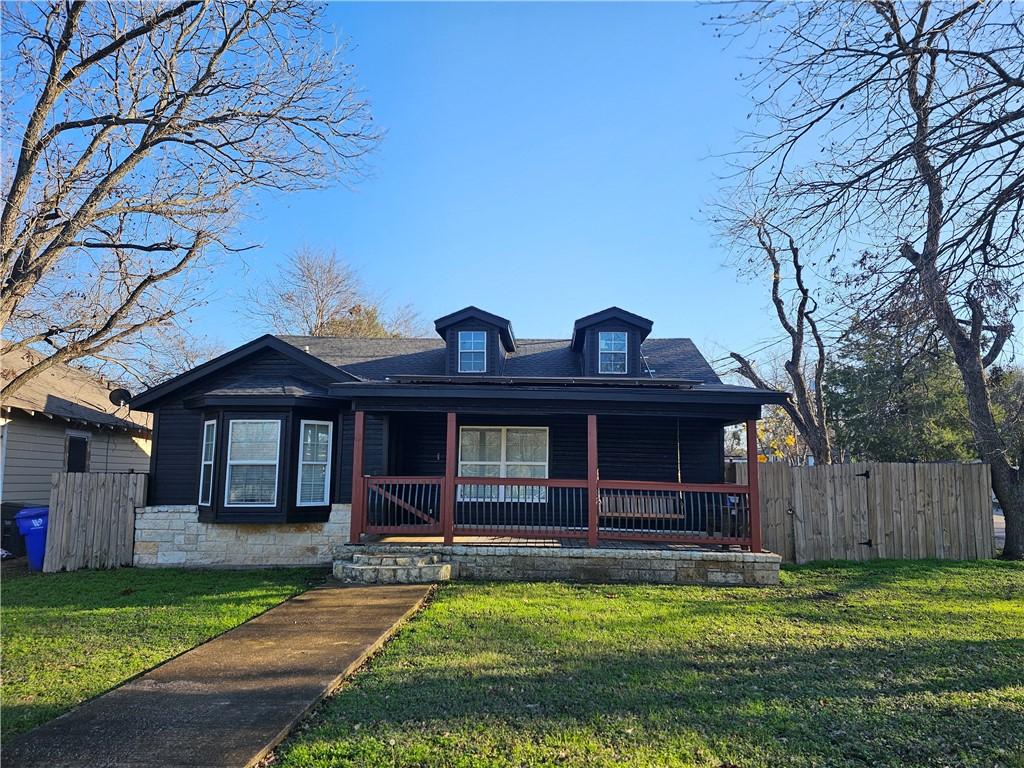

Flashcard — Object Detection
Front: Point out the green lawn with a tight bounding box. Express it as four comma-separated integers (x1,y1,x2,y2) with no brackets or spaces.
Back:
277,561,1024,768
1,565,320,738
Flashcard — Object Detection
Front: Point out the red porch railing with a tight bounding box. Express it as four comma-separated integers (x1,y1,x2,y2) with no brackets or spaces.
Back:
356,475,752,547
348,412,762,551
364,476,443,535
597,480,752,546
453,476,589,539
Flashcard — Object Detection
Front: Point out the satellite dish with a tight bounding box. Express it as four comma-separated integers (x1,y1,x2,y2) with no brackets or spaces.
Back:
109,388,132,407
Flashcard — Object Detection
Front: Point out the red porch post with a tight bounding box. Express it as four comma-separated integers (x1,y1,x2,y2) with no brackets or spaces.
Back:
587,414,599,547
349,410,366,544
746,418,762,553
441,411,457,544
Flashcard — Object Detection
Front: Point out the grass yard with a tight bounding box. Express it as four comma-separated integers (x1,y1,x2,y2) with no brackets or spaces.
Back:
277,560,1024,768
1,565,320,739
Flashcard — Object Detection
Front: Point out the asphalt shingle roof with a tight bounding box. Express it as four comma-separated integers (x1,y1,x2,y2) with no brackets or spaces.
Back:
0,350,151,433
277,336,722,384
204,376,330,398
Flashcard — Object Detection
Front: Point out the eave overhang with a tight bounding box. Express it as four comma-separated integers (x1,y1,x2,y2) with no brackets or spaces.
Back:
327,380,790,407
0,404,151,437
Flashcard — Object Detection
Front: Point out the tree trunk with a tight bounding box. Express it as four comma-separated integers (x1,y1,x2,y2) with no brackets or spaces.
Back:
912,254,1022,559
992,460,1024,559
948,344,1023,559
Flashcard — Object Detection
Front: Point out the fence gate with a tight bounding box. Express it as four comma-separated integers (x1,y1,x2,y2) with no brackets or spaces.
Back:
740,462,994,563
43,472,147,572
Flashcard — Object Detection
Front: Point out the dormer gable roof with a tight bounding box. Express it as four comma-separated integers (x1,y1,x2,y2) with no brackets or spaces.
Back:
434,306,516,352
570,307,654,352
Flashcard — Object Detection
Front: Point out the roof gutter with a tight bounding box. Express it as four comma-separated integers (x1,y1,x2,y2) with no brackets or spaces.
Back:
327,382,790,406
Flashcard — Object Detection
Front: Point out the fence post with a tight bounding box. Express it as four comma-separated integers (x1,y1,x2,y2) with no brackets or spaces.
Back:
587,414,599,547
442,411,457,544
349,410,365,544
746,419,762,553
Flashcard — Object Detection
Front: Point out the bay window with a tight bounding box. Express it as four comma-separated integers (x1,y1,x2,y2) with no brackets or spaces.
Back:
225,419,281,506
198,420,216,505
297,420,332,506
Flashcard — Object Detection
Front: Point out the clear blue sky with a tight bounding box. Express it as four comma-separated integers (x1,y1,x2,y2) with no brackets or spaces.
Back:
199,2,777,370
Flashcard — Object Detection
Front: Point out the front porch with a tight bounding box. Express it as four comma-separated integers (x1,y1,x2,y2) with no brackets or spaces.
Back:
347,409,764,555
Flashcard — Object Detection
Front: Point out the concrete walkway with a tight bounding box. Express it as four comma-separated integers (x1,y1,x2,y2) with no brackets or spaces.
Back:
3,584,431,768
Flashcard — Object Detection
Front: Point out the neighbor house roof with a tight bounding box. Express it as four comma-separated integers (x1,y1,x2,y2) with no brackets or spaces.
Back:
276,335,723,383
1,350,151,435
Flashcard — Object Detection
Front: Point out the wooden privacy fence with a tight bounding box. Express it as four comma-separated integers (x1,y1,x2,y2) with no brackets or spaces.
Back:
43,471,147,572
739,462,994,563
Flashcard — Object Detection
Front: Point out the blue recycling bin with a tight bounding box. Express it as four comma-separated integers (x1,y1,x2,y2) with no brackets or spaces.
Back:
15,507,49,572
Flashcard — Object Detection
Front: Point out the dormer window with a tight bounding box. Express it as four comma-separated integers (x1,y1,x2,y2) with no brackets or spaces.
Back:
458,331,487,372
598,331,628,374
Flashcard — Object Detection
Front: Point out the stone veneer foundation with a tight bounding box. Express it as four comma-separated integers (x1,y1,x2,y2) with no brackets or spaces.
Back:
333,543,781,586
134,504,351,567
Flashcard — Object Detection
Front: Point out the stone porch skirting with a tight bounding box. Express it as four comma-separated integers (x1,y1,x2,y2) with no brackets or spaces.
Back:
334,542,781,586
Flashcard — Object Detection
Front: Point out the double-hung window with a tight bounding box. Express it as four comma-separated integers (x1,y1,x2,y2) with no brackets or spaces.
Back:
198,420,216,505
458,331,487,373
225,419,281,506
458,426,548,501
598,331,628,374
297,420,332,506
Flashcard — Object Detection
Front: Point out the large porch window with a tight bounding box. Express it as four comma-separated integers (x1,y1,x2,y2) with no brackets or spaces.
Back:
458,426,548,501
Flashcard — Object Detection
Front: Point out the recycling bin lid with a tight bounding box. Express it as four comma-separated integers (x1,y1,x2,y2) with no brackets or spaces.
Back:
14,506,49,519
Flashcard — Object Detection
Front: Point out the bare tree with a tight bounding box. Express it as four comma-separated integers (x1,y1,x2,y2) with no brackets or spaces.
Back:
245,246,424,337
1,1,379,397
380,302,427,338
91,323,225,388
244,246,362,336
715,1,1024,558
719,210,833,464
323,303,424,338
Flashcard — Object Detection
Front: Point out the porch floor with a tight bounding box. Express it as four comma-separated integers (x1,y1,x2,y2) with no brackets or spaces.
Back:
363,534,750,552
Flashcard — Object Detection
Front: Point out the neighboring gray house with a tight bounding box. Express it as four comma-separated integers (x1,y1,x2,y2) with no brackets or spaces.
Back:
1,351,151,507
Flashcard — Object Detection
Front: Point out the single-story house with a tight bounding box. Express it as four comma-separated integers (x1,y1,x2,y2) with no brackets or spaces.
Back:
130,306,787,583
1,350,151,550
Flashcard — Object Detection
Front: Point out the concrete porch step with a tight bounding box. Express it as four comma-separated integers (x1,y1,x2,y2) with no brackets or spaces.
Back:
334,561,452,584
351,553,442,567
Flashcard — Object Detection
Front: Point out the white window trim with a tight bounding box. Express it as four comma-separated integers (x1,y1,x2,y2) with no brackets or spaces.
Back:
224,419,281,508
458,330,487,373
457,426,549,502
198,419,216,506
598,331,629,375
296,419,333,507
